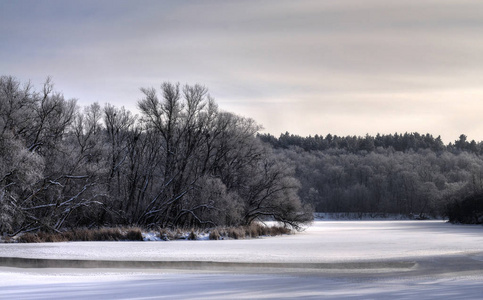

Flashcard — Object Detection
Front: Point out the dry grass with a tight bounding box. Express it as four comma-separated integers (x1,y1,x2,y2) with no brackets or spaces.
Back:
15,223,291,243
125,228,143,241
208,229,221,240
159,228,186,241
17,233,43,243
17,227,144,243
267,224,292,236
208,223,291,240
187,229,197,240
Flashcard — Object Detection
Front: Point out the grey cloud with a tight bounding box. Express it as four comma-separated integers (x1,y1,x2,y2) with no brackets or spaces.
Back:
1,0,483,142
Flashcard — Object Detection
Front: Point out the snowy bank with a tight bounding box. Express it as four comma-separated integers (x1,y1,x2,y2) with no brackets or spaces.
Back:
0,220,482,299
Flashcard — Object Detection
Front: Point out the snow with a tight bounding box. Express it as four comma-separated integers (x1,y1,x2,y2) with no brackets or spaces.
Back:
0,221,482,299
141,232,161,241
1,271,482,300
1,221,481,263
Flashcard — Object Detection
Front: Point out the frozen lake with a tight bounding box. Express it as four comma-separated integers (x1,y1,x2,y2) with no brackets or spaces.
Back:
1,220,482,299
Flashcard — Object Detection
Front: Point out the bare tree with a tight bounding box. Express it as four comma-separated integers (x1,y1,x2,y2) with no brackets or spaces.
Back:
0,78,312,233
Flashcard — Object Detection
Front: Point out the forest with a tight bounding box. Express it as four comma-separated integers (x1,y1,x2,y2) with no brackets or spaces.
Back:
259,132,483,221
1,76,482,236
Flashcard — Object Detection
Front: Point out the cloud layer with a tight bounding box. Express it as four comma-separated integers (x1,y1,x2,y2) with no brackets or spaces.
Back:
1,0,483,142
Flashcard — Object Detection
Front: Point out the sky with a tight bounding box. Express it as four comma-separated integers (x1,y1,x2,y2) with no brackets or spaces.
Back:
1,0,483,143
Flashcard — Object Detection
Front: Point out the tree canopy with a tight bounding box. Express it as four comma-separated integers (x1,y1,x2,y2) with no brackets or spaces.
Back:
0,77,312,235
258,132,483,220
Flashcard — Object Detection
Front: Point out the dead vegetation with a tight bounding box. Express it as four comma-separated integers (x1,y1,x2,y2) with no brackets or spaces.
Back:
16,227,143,243
10,223,291,243
207,223,292,240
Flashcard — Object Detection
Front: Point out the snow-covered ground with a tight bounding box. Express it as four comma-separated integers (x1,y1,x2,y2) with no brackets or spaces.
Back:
1,221,482,299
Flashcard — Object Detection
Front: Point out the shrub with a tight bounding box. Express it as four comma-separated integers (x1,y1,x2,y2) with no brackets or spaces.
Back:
18,233,41,243
205,223,291,241
72,228,94,241
245,223,291,238
91,228,120,241
125,228,143,241
248,223,263,237
209,229,221,240
14,224,292,243
42,232,68,243
226,227,246,239
187,230,197,240
16,227,148,243
268,225,291,236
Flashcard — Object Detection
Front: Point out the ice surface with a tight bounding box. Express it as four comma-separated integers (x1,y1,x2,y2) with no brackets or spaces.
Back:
0,221,481,263
1,270,482,300
0,221,482,299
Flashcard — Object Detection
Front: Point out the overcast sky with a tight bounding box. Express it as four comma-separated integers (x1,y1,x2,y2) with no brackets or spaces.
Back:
1,0,483,143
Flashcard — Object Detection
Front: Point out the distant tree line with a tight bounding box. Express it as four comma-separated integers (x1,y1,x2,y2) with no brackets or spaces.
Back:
259,133,483,220
0,76,311,235
260,132,482,154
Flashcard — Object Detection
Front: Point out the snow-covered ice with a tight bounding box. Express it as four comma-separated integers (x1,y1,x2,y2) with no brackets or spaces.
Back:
0,221,482,299
1,221,481,263
1,270,482,300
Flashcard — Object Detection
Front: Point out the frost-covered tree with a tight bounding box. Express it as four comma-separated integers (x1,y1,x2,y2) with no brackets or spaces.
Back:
134,82,312,228
0,77,313,233
0,77,105,233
